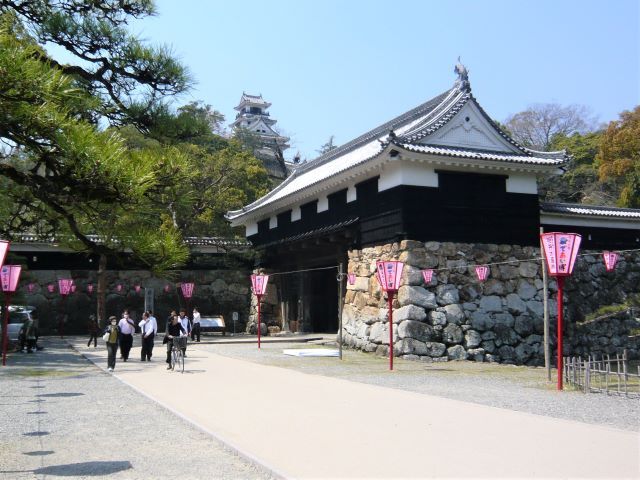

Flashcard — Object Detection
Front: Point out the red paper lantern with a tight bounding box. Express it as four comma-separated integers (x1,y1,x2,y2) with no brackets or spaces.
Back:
375,261,404,371
540,232,582,391
0,240,9,269
603,251,618,272
475,266,489,282
250,274,269,349
58,279,73,296
116,284,123,292
347,273,356,285
135,284,141,293
1,265,22,293
421,269,434,284
70,284,76,293
181,282,194,299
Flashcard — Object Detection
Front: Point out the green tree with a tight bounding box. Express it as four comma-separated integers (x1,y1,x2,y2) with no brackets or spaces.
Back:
596,106,640,207
318,135,338,155
0,3,190,324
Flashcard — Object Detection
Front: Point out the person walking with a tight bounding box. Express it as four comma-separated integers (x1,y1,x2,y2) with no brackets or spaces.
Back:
140,311,157,361
87,314,99,347
165,310,176,333
104,316,120,372
191,307,201,342
177,309,191,356
164,314,185,370
118,310,135,361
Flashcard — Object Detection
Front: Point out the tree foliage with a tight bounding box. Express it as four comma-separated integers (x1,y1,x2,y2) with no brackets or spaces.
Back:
505,103,596,151
317,135,338,155
596,106,640,207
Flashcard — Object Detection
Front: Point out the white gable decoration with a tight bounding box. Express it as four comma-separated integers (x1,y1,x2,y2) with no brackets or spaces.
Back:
422,102,520,154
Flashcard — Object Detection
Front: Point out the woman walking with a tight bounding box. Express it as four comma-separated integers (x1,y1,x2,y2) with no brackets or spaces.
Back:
87,314,98,347
104,316,120,372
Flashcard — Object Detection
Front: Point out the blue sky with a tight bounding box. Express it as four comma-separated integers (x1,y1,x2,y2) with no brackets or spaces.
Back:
132,0,638,161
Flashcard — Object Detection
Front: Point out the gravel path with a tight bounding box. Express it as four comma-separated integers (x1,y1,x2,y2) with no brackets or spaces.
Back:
0,338,274,480
207,339,640,432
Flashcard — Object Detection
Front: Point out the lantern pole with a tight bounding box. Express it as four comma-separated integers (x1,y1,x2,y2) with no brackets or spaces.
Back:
338,263,344,361
257,293,262,349
2,292,12,366
388,292,395,371
556,276,565,390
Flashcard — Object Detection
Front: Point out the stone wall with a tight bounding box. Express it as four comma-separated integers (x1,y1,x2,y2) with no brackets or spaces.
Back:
13,269,251,335
343,240,640,364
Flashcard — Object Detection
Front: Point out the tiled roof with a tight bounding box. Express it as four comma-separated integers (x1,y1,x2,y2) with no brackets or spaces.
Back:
227,74,567,223
259,218,359,248
541,202,640,219
397,143,566,166
9,234,250,248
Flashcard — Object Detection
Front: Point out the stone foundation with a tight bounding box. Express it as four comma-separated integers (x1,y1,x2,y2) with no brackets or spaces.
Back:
342,240,640,364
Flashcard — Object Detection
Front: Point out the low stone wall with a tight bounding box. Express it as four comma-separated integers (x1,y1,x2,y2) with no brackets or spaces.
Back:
343,240,640,364
14,269,251,335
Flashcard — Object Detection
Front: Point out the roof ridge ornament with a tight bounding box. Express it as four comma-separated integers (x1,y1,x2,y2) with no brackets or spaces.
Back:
454,57,470,91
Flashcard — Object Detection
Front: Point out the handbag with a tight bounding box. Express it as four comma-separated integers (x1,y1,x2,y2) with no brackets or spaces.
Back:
102,331,110,342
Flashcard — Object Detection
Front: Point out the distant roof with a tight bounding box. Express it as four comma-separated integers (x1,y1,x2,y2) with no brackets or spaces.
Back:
234,93,271,110
227,72,568,223
541,202,640,220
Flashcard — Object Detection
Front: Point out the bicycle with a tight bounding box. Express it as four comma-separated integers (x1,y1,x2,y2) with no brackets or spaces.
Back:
170,336,187,373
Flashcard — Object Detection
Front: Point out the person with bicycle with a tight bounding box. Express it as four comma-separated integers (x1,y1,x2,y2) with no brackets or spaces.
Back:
164,314,185,370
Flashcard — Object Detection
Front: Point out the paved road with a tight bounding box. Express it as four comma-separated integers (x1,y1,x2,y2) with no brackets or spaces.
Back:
0,338,274,480
71,336,640,479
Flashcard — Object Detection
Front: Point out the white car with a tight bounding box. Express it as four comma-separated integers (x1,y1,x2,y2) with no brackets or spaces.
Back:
1,306,36,342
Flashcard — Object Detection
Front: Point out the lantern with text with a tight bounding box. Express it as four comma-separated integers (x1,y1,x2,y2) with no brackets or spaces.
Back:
347,273,356,285
540,232,582,390
57,279,73,338
475,265,489,282
181,282,195,313
1,265,22,366
87,283,94,295
135,284,141,294
421,269,434,284
0,240,8,269
250,274,269,349
375,260,404,371
603,251,618,272
27,283,36,294
47,283,55,293
116,284,123,293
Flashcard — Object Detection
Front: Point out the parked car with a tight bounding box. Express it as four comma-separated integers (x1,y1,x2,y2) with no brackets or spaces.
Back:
199,315,226,336
0,306,36,342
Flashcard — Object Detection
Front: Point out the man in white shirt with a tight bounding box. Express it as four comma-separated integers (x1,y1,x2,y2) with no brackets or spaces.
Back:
118,310,135,361
140,310,157,361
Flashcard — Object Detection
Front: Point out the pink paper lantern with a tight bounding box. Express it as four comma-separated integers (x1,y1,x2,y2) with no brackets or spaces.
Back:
347,273,356,285
163,284,170,293
0,240,9,269
250,275,269,296
47,284,55,293
87,283,94,294
58,279,73,296
181,282,195,299
475,265,489,282
70,284,76,293
603,251,618,272
540,232,582,277
375,261,404,293
135,284,141,293
1,265,22,293
116,284,123,292
421,269,434,284
27,283,36,293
